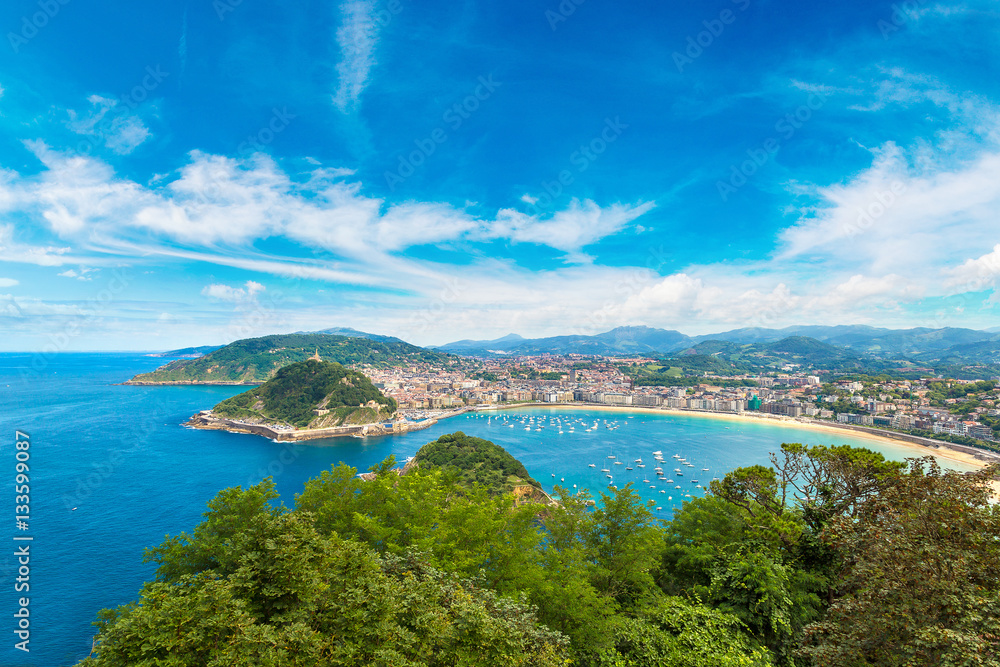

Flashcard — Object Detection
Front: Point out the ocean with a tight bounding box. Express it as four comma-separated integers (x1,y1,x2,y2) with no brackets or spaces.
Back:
0,353,979,666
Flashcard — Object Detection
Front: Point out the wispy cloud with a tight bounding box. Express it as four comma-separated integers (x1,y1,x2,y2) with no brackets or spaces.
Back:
332,0,382,113
202,280,265,303
66,95,151,155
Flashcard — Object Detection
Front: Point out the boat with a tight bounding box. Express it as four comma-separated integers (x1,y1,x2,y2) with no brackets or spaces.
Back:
626,466,633,471
601,468,610,473
588,463,595,467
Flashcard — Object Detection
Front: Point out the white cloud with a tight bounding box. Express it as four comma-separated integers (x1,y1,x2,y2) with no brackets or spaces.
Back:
201,280,266,303
66,95,151,155
332,1,382,113
487,199,656,260
0,278,18,287
57,266,97,280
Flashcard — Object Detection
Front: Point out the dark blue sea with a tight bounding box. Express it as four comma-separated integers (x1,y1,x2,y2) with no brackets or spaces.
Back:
0,353,977,666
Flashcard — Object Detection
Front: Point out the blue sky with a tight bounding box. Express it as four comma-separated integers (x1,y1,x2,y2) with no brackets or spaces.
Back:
1,0,999,350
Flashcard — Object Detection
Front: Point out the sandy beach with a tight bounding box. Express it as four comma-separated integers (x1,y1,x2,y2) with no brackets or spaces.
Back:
474,402,1000,474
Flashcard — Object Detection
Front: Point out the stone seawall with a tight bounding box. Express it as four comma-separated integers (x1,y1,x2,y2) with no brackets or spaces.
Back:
185,412,440,442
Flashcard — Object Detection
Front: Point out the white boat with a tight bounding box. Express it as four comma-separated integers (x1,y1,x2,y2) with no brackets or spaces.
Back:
588,463,595,467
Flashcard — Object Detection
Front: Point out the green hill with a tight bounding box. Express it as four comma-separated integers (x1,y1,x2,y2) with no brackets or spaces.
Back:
127,333,461,384
414,431,542,496
211,359,397,429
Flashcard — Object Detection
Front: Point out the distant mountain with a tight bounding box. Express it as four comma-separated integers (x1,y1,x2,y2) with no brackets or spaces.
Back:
437,325,1000,367
126,333,461,384
435,326,693,356
439,333,526,352
305,327,407,343
149,345,223,358
693,325,1000,355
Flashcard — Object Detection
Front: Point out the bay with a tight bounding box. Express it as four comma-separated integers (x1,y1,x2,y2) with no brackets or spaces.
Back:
0,353,978,666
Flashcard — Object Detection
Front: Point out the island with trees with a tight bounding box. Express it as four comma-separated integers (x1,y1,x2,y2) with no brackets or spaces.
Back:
186,359,408,440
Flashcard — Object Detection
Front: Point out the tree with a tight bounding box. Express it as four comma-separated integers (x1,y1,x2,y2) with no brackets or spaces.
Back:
597,596,773,667
588,483,664,608
800,458,1000,666
81,486,570,667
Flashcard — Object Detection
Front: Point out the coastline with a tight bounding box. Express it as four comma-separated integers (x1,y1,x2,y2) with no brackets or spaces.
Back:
476,402,1000,471
125,380,263,386
185,407,472,441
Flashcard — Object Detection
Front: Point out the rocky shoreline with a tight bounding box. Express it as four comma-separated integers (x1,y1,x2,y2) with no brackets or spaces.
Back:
185,407,470,442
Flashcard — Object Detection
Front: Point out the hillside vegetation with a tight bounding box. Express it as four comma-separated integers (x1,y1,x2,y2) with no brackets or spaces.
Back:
128,333,461,383
414,431,542,496
78,436,1000,666
211,359,396,429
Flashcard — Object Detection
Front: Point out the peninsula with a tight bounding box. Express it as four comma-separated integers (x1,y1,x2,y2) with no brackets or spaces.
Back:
187,359,433,441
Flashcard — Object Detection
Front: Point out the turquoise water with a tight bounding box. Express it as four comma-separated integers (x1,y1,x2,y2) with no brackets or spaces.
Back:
0,354,978,666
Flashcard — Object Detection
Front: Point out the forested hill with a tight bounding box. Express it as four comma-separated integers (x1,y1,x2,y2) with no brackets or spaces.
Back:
126,333,461,384
413,432,542,496
211,360,397,429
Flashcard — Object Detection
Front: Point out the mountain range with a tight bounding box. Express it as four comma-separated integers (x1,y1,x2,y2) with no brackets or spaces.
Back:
433,325,1000,365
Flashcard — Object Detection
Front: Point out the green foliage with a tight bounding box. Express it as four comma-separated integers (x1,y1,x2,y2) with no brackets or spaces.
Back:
414,431,542,495
83,485,569,667
597,597,773,667
212,360,396,428
81,437,1000,667
129,333,461,383
800,458,1000,666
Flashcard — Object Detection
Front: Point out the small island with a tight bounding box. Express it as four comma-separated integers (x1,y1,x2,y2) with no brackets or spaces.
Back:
187,358,444,441
408,431,552,503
